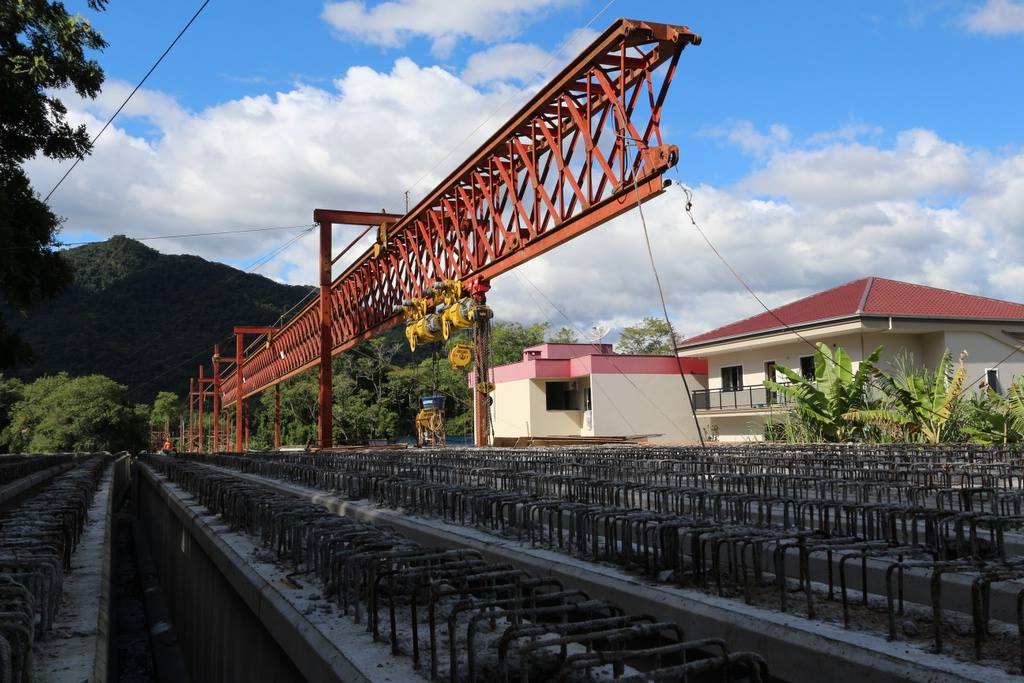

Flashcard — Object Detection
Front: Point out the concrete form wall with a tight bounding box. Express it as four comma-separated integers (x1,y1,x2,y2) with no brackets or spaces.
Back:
136,473,305,683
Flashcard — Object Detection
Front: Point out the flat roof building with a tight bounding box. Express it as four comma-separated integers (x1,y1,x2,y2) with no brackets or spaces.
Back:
477,343,707,444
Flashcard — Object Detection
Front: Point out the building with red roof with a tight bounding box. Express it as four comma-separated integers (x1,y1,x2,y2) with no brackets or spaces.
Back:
478,343,708,443
677,277,1024,442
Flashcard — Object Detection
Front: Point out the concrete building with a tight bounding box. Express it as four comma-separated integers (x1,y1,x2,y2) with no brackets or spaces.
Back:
480,343,707,443
677,277,1024,442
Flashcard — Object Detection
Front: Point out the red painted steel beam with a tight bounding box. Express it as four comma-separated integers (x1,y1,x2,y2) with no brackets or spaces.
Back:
312,209,403,226
219,18,700,406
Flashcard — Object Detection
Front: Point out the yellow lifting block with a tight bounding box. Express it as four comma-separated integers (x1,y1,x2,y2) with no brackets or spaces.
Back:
448,344,473,370
405,313,443,351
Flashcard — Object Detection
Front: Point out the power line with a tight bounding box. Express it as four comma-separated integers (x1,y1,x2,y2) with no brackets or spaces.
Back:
670,178,999,432
238,222,380,359
510,268,698,439
509,270,640,434
0,223,315,252
625,144,706,447
125,226,315,399
44,0,212,202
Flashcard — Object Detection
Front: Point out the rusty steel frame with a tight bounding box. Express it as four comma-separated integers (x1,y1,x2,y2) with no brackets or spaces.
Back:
209,18,699,449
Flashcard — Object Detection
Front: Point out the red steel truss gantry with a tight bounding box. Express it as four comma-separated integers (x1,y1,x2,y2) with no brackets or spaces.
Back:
188,18,701,452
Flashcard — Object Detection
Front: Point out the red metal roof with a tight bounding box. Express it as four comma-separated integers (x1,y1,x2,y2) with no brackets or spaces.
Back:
679,277,1024,348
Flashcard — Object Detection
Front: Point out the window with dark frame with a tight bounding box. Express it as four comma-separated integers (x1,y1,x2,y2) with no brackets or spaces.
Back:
986,368,1002,394
800,355,815,380
545,381,580,410
764,361,778,402
721,365,743,392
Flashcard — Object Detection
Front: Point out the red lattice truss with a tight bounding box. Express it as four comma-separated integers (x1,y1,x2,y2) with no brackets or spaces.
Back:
221,19,699,404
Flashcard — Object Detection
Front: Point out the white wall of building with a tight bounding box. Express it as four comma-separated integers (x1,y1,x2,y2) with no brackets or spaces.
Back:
529,379,585,436
944,330,1024,390
490,373,702,442
688,321,1024,442
590,373,701,442
704,331,926,391
489,378,532,438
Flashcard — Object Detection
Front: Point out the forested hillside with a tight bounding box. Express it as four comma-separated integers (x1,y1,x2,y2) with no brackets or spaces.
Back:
1,236,311,401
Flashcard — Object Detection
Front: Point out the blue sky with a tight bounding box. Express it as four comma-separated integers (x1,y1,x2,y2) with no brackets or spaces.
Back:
71,0,1023,186
35,0,1024,337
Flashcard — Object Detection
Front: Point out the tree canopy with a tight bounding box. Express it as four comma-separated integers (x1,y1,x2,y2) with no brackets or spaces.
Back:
1,372,148,453
616,317,678,355
548,326,579,343
489,321,548,365
0,0,110,366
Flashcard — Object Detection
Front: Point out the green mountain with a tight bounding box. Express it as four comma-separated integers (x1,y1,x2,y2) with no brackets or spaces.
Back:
3,236,312,402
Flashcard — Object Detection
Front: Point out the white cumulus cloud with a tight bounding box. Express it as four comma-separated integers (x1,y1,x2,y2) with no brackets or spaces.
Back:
700,120,792,158
964,0,1024,34
28,64,1024,345
743,129,977,207
321,0,577,57
462,42,552,85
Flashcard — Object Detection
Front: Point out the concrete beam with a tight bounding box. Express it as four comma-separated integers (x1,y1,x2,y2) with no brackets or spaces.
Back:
212,466,1018,683
137,464,397,683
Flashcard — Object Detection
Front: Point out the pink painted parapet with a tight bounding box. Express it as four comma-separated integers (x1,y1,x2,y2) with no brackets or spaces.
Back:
471,343,708,386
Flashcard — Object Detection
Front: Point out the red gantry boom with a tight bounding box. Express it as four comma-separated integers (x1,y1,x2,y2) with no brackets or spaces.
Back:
208,19,700,450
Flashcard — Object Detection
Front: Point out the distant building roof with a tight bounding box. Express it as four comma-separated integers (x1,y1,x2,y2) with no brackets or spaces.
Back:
679,277,1024,349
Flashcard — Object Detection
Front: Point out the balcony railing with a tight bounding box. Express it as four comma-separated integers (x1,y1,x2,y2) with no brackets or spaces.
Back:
691,383,797,412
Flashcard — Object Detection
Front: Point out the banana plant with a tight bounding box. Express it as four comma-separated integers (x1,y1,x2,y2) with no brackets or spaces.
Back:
963,381,1024,444
847,349,966,443
764,343,882,442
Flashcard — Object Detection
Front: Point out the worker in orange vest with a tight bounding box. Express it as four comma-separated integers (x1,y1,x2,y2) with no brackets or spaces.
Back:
161,436,174,453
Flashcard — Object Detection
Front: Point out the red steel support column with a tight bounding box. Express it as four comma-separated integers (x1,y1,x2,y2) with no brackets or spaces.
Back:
188,378,195,452
212,345,221,453
197,365,205,453
235,332,244,452
274,383,281,450
226,411,233,452
318,220,333,449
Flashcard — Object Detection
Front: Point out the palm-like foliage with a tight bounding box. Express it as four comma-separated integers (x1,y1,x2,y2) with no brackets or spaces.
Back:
847,350,966,443
764,343,882,442
963,381,1024,445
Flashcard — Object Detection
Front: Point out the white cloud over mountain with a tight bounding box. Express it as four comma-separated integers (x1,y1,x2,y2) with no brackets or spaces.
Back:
28,57,1024,345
